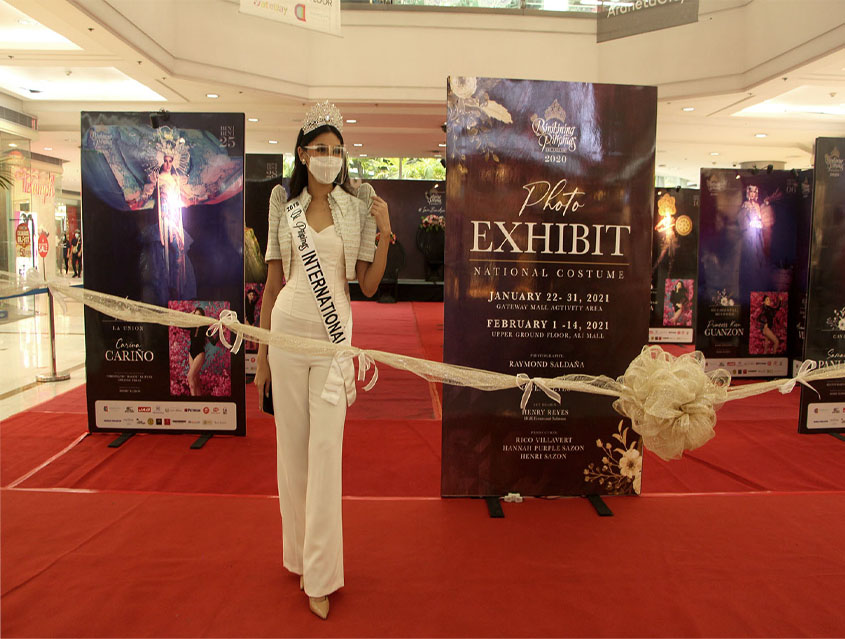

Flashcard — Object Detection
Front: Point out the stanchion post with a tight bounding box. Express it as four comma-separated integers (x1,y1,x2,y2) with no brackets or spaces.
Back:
36,273,70,383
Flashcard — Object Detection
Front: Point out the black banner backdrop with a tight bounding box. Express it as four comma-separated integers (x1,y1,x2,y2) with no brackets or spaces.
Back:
696,169,803,378
442,77,656,497
799,139,845,433
649,187,699,344
361,179,445,281
243,155,285,376
81,112,246,435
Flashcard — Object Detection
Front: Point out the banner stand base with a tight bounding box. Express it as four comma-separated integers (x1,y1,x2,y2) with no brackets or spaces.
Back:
108,432,135,448
829,433,845,443
585,494,614,517
484,496,504,518
36,373,71,383
191,433,214,449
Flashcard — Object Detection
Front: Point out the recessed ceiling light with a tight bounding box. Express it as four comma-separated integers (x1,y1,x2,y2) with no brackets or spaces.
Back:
359,154,368,157
8,143,18,147
247,117,259,122
353,143,363,147
18,19,35,25
206,93,219,98
438,143,446,147
755,133,768,138
710,152,720,156
268,140,278,144
346,119,357,124
682,106,695,112
43,146,52,151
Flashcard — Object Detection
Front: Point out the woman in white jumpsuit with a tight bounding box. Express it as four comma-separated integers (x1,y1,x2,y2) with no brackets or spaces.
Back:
254,102,391,620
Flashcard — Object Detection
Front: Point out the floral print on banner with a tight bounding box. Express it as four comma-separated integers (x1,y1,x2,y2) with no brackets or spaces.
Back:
447,76,513,170
168,300,232,397
583,421,643,495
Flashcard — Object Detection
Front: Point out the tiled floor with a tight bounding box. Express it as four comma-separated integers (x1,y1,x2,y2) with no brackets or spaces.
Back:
0,274,86,420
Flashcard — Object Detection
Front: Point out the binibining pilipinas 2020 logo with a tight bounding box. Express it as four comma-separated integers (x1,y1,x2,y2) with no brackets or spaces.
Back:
530,99,578,165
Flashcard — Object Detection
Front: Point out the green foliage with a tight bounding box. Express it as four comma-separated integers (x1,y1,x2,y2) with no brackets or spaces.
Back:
348,157,445,180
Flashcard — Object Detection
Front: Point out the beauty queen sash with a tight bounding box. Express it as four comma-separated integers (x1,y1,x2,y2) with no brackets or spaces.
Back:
285,198,357,406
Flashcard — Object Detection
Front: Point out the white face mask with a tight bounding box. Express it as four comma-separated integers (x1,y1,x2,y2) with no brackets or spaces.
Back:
307,156,344,185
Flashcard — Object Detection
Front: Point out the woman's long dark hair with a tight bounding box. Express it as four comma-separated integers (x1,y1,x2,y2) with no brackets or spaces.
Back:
193,306,205,336
288,124,356,200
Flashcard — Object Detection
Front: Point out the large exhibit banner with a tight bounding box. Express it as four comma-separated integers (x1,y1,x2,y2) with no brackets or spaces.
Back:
799,139,845,433
442,77,656,497
790,170,814,375
81,112,246,434
696,169,802,378
243,154,285,376
649,187,699,344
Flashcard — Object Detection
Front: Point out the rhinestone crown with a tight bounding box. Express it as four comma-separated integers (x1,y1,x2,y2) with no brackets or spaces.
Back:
302,100,344,136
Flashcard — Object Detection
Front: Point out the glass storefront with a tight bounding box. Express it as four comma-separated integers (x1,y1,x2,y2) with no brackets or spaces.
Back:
0,134,64,278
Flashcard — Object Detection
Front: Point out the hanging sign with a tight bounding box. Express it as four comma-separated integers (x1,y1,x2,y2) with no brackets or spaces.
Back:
598,0,699,43
239,0,340,36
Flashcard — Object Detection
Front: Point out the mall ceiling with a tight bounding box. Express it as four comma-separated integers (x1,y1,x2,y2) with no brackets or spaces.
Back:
1,0,844,192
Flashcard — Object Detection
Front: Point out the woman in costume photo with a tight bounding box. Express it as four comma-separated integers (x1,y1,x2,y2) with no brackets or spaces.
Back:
253,101,391,620
187,306,211,396
668,279,690,325
757,294,781,354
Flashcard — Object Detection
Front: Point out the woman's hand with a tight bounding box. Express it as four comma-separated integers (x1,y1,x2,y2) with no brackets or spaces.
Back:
370,196,391,235
254,355,272,410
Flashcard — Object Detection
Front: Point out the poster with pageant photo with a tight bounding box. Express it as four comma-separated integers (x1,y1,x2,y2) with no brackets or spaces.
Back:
442,77,656,497
244,154,286,376
649,188,699,344
696,169,803,378
799,139,845,433
81,111,246,435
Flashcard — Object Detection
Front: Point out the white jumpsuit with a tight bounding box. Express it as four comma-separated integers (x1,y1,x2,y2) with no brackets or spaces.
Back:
268,223,352,598
265,184,376,597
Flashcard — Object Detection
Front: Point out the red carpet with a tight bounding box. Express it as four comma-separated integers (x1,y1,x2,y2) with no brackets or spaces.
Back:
2,301,845,637
2,490,843,637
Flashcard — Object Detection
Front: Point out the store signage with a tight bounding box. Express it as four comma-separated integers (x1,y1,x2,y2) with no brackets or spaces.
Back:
14,168,56,205
442,76,656,497
597,0,699,43
15,222,31,258
37,231,49,258
799,138,845,434
238,0,340,36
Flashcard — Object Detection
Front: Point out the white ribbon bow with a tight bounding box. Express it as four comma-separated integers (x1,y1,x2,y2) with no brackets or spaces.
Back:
779,359,820,396
357,351,379,392
206,309,243,354
516,373,562,410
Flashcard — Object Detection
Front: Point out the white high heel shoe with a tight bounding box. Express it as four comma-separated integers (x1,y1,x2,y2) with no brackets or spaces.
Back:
308,595,329,620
